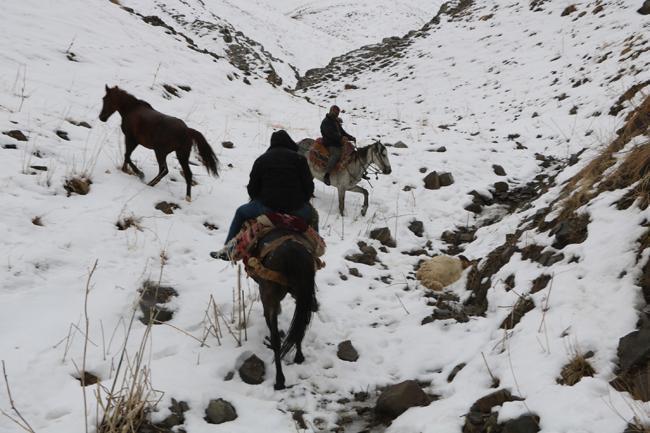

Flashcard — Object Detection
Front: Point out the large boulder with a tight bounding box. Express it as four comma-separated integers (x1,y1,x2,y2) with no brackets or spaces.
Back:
375,380,430,419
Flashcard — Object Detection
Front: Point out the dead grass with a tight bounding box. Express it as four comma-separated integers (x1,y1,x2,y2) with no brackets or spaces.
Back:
559,94,650,218
557,353,596,385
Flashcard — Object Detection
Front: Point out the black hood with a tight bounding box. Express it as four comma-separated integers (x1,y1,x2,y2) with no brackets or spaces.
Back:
269,130,298,151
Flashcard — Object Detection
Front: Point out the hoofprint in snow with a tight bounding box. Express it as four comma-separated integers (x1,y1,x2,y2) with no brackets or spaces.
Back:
0,0,648,432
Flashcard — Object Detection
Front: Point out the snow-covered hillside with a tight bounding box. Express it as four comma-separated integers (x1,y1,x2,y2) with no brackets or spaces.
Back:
1,0,649,432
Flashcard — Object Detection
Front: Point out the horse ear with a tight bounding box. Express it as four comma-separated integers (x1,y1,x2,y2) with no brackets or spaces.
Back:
105,84,109,92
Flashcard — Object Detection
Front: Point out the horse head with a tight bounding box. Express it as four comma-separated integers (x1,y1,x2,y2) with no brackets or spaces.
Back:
99,85,119,122
370,141,392,175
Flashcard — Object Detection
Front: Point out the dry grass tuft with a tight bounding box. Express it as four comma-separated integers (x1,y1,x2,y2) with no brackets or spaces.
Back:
557,353,596,385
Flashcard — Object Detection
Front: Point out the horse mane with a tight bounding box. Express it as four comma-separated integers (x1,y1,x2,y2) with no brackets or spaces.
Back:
114,87,153,111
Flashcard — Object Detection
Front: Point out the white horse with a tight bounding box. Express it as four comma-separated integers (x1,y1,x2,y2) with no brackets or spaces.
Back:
298,139,392,216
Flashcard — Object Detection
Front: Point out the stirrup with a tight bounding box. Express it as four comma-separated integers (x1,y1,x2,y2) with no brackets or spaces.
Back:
324,173,331,186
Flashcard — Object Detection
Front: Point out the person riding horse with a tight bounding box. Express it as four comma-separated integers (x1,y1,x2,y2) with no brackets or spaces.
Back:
321,105,356,185
211,130,315,260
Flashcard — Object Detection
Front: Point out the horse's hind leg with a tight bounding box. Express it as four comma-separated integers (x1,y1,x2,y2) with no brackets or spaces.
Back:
147,150,169,187
123,136,143,179
262,291,285,390
348,185,369,216
176,148,193,202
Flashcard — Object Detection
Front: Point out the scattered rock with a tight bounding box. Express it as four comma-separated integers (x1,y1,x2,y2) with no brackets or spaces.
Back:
393,140,408,148
75,371,100,386
561,4,577,16
463,389,524,433
494,181,509,193
30,165,47,171
239,354,265,385
436,146,447,152
155,201,180,215
447,363,466,382
67,119,92,128
439,172,454,186
56,130,70,141
205,399,237,424
530,274,552,293
344,83,359,90
611,319,650,401
501,414,541,433
64,176,91,196
465,203,482,214
408,220,424,237
423,171,440,189
156,399,189,430
505,274,515,291
464,232,521,316
337,340,359,362
500,297,535,330
345,242,378,266
221,141,235,149
203,221,218,231
163,84,179,97
349,267,362,277
138,280,178,324
493,164,506,176
375,380,430,420
2,144,17,149
550,214,589,249
638,0,650,14
421,307,469,324
3,130,28,141
370,227,396,248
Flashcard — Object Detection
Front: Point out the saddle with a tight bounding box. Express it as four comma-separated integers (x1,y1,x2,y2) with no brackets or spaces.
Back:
225,213,326,285
308,137,356,173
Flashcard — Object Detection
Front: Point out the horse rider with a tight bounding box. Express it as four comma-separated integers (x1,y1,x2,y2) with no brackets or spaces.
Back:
211,130,315,260
320,105,356,185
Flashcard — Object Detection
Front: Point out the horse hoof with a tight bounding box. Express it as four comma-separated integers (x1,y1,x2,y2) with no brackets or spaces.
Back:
361,209,368,217
294,353,305,364
274,383,285,391
185,195,192,202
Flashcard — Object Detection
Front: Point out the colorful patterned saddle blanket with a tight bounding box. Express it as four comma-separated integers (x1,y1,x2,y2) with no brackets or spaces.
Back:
224,212,325,266
308,137,356,172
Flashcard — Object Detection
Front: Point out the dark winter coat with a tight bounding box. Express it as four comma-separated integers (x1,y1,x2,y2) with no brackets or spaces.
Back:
320,113,355,148
247,131,314,212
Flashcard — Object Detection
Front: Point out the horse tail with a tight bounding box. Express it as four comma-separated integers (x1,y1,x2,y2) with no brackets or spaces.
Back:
279,241,317,359
188,128,219,176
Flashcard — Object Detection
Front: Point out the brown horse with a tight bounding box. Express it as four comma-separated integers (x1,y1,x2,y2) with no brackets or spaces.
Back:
99,85,219,201
254,230,318,390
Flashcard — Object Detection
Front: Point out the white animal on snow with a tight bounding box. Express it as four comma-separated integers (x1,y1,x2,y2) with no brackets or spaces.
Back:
416,255,471,291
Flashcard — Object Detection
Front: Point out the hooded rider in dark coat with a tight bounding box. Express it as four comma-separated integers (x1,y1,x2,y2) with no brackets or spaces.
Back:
211,130,315,260
320,105,356,185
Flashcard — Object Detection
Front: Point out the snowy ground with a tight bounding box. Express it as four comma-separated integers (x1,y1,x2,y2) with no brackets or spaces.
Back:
1,0,649,432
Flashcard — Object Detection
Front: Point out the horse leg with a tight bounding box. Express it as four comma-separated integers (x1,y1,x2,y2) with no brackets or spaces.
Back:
123,136,143,179
348,185,369,216
147,150,169,187
176,148,193,202
294,342,305,364
338,188,346,216
262,292,285,390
